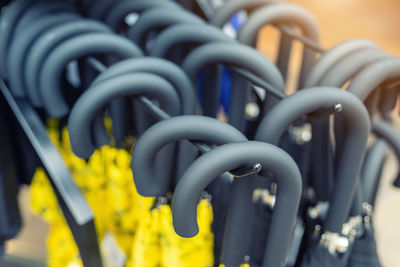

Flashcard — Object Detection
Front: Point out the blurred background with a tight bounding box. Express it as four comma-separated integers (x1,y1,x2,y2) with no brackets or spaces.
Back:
274,1,400,266
1,0,400,266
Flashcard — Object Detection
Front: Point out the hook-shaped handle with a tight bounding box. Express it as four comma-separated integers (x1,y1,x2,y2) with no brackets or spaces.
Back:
347,57,400,101
89,57,196,146
68,72,180,159
103,0,180,31
12,1,76,39
89,57,197,184
309,47,388,201
150,23,233,117
181,42,284,130
131,115,247,196
318,47,389,87
150,23,233,59
172,141,302,267
210,0,283,28
23,19,112,107
39,32,143,117
7,13,80,97
181,42,284,89
319,47,393,118
237,2,320,86
0,0,35,77
126,7,203,49
255,87,370,233
132,115,253,266
304,39,379,88
331,57,399,169
92,57,196,115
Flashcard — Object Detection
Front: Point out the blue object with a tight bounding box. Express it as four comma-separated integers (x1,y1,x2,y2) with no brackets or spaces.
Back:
197,12,246,114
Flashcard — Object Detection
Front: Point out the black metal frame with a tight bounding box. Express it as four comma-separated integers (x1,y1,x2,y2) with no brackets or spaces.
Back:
0,80,103,267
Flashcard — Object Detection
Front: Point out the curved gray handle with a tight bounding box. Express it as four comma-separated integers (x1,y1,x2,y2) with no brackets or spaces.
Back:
89,57,197,183
333,57,399,167
0,0,35,77
347,57,400,101
150,23,233,58
210,0,282,28
38,32,143,117
103,0,180,31
320,47,390,118
211,0,289,79
181,42,284,130
181,42,284,115
372,120,400,189
311,47,388,201
150,23,233,118
7,13,79,97
304,39,379,88
126,7,204,49
68,72,180,159
172,141,302,267
13,1,76,39
131,115,247,196
92,57,196,115
131,115,252,266
24,19,111,107
90,57,196,144
361,140,387,205
238,2,320,86
318,47,389,87
255,87,370,233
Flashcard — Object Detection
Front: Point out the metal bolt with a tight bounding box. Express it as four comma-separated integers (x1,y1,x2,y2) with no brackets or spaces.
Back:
253,163,262,173
334,103,343,112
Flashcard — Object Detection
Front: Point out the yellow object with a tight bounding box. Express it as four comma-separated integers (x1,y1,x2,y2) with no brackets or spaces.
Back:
129,200,162,267
219,263,251,267
159,198,214,267
30,120,216,267
219,261,251,266
30,168,82,267
47,223,83,267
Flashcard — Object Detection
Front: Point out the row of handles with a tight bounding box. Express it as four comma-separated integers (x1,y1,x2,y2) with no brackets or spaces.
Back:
1,0,399,267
